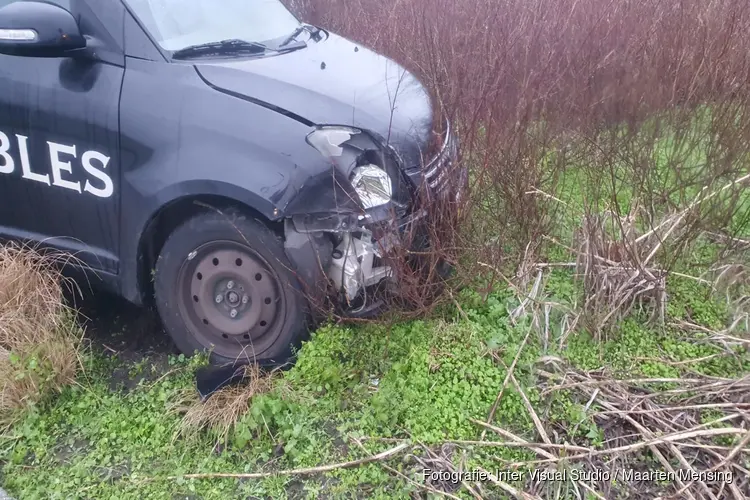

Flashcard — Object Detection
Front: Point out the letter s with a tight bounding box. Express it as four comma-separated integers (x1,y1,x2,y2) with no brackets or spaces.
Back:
0,131,15,174
82,150,114,198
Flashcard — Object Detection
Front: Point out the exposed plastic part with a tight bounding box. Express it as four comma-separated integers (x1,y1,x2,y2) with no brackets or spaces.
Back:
327,232,391,301
306,126,361,159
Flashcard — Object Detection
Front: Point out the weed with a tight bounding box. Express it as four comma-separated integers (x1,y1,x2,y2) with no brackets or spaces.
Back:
0,244,83,428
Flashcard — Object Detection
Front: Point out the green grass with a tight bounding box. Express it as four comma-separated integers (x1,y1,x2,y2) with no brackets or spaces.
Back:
1,270,747,499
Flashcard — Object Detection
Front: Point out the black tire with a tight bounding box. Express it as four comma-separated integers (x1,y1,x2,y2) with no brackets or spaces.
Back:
153,210,309,365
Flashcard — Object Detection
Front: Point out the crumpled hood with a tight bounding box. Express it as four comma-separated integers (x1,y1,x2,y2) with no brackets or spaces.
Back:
193,32,434,168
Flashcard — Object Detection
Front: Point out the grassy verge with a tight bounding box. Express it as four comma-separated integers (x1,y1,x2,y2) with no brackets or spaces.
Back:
0,266,747,498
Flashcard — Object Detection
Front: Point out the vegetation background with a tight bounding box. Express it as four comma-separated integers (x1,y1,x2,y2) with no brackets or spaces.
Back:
2,0,750,498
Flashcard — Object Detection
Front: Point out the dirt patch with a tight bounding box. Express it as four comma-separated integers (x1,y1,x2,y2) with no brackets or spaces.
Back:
70,291,175,358
67,289,179,390
51,438,91,466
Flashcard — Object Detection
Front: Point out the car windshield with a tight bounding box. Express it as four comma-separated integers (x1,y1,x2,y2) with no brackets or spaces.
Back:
125,0,301,52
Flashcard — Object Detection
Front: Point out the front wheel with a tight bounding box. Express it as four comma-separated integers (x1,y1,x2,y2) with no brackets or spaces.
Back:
153,211,309,365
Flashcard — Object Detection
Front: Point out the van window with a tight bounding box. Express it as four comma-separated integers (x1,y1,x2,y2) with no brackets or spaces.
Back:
124,0,300,52
0,0,71,7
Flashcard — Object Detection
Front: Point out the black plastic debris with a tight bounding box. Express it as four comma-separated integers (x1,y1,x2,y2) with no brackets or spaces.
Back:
195,358,292,401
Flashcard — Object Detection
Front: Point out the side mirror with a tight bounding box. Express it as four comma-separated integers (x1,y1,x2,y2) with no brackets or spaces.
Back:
0,1,86,58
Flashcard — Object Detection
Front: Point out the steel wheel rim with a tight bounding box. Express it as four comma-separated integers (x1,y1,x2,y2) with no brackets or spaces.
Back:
175,240,286,359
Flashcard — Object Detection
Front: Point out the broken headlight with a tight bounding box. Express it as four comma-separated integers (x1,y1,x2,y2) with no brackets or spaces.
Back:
306,126,361,160
306,126,393,210
350,164,392,209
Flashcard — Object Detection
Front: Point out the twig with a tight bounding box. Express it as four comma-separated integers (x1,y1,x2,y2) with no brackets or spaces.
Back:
534,262,578,268
481,325,533,440
101,344,118,354
349,438,462,500
138,442,410,482
472,419,555,459
709,429,750,474
632,354,722,366
447,439,592,453
503,427,748,466
596,402,750,416
635,173,750,244
448,289,470,322
669,271,714,286
510,373,551,445
510,269,544,323
476,466,542,500
361,435,593,453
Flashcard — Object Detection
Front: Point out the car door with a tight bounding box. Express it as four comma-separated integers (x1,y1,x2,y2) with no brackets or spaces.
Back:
0,0,125,274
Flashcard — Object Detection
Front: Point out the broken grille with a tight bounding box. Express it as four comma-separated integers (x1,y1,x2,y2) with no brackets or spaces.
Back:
423,121,459,194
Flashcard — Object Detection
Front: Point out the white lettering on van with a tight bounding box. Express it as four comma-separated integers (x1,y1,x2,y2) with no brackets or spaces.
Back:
48,141,82,193
0,132,14,174
0,129,114,199
18,134,51,186
82,150,113,198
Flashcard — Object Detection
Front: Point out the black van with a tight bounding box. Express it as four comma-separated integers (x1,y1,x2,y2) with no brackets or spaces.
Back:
0,0,462,364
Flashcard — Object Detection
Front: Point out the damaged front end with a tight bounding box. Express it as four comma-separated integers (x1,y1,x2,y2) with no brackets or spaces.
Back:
283,123,461,318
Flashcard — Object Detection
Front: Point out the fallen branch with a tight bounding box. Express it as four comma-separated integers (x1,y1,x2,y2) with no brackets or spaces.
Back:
350,438,463,500
138,442,410,482
481,325,533,440
510,372,551,445
476,466,542,500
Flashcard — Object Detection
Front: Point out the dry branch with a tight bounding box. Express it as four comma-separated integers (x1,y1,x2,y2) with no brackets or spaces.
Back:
140,442,411,483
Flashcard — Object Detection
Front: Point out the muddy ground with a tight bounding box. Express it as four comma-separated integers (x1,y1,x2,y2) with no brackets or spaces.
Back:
73,291,175,356
67,288,182,389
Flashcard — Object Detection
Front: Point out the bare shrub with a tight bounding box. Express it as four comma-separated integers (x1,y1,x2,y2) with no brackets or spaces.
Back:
289,0,750,330
0,243,82,426
574,207,668,335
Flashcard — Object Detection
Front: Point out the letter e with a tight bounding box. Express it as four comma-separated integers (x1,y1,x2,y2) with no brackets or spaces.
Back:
48,141,82,193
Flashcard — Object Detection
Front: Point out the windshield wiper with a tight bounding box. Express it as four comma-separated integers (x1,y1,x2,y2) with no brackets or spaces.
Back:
172,39,272,60
278,24,321,49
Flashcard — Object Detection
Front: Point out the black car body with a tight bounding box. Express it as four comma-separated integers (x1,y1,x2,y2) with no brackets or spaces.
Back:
0,0,462,364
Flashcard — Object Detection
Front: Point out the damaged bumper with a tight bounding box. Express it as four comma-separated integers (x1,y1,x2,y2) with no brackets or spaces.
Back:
283,211,410,318
283,123,464,316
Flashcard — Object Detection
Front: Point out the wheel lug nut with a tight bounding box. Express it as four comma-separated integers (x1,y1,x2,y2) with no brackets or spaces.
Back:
227,281,235,290
215,294,223,304
242,295,249,305
230,309,238,318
